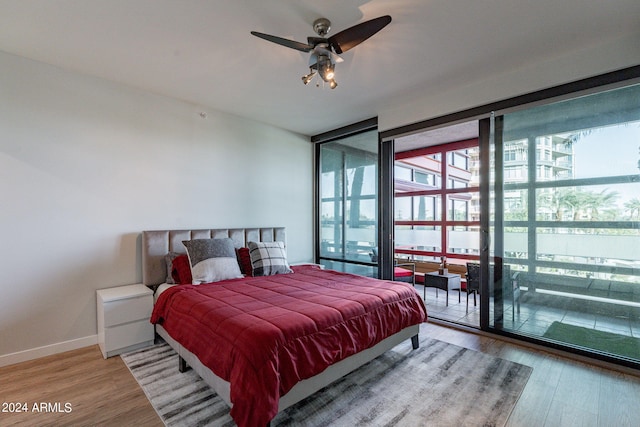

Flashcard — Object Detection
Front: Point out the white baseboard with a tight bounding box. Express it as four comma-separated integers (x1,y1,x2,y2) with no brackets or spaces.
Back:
0,335,98,368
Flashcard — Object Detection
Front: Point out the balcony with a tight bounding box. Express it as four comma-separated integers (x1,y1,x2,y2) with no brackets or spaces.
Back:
416,260,640,363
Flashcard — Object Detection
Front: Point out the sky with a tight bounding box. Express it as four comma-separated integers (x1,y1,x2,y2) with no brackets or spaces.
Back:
570,121,640,205
573,122,639,178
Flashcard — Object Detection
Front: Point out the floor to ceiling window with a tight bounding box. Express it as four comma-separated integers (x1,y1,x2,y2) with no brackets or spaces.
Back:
316,128,379,276
489,82,640,364
315,66,640,368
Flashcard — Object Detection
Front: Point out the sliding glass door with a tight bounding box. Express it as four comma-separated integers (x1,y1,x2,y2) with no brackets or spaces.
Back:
488,83,640,363
318,129,379,276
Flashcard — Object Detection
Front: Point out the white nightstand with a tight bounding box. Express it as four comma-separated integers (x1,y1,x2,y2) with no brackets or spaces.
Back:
97,284,154,358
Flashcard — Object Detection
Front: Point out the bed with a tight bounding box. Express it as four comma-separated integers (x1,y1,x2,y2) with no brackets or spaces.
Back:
142,227,427,427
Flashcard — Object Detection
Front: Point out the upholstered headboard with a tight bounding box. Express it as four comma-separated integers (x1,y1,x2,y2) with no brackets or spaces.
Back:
142,227,286,287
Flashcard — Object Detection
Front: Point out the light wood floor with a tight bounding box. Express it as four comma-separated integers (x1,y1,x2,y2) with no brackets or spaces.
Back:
0,344,162,427
1,323,639,426
422,322,640,427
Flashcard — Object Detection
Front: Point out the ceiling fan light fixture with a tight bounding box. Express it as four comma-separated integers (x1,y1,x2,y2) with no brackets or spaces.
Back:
251,15,391,91
302,71,316,85
324,65,335,81
317,55,335,82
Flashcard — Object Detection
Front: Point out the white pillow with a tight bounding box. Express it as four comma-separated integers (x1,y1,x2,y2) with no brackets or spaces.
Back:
182,238,243,284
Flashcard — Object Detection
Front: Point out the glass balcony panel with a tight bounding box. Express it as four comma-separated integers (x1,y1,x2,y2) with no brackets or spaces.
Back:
395,226,441,253
447,226,480,255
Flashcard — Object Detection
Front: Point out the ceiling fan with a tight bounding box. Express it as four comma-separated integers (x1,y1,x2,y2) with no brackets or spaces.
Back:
251,15,391,89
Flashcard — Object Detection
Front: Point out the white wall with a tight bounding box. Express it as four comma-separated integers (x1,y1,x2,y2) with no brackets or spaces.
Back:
0,51,313,363
379,33,640,132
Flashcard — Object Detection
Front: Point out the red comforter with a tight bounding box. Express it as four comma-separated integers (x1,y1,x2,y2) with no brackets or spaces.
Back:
151,265,426,427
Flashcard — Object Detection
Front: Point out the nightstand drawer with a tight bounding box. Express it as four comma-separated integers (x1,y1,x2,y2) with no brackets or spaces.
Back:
103,320,154,353
102,294,153,327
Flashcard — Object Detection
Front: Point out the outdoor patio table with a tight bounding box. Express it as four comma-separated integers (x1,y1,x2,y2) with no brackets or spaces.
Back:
423,272,461,305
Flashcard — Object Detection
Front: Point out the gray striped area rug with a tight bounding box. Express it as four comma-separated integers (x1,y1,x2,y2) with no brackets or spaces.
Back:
122,336,531,427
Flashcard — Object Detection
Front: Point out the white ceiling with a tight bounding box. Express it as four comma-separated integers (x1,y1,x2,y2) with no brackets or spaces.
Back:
1,0,639,137
395,120,480,153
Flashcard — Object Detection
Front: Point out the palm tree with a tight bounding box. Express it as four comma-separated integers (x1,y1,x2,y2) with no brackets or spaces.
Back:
587,189,619,220
545,188,619,221
545,188,587,221
624,198,640,220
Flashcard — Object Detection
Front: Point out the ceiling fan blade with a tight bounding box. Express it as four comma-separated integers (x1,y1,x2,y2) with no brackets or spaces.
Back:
250,31,313,52
328,15,392,54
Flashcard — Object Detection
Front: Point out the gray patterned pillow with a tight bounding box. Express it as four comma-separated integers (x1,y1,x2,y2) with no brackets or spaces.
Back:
182,238,243,284
248,241,293,276
164,251,182,284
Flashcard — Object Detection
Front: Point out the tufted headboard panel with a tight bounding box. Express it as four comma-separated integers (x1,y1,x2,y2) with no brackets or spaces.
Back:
142,227,286,287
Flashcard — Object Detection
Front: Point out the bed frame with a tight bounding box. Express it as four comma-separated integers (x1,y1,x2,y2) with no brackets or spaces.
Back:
142,227,420,418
